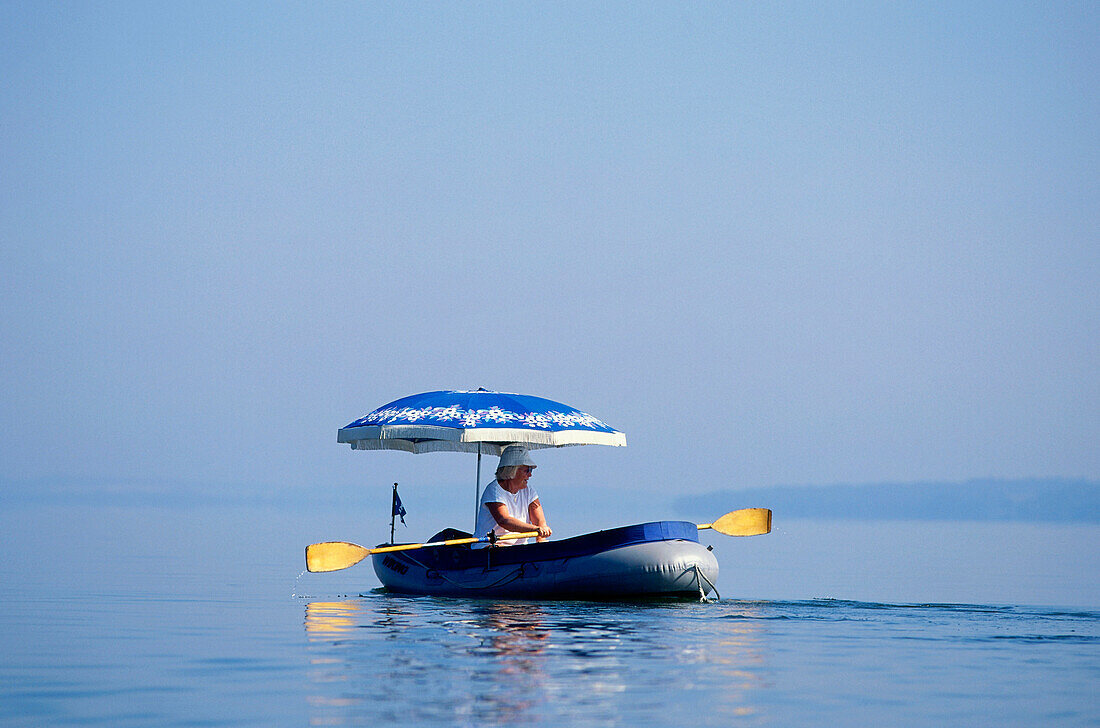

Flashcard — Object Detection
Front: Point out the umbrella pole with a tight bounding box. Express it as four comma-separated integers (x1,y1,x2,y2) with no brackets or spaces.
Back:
474,443,482,532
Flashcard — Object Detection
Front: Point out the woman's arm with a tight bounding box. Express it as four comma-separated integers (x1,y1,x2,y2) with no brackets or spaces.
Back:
486,502,552,539
528,499,551,542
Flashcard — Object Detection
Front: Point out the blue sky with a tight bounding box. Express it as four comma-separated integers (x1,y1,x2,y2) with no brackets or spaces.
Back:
2,3,1097,507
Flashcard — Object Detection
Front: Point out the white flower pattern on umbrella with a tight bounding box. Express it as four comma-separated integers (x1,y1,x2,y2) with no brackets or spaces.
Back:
339,390,625,456
349,403,617,432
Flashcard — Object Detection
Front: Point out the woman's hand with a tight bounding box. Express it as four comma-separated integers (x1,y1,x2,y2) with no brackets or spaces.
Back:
529,500,551,542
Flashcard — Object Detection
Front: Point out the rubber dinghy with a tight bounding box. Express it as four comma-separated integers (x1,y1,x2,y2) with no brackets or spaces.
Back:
372,521,718,600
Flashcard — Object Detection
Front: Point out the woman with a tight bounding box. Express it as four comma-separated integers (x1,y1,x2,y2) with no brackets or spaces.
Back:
474,445,552,546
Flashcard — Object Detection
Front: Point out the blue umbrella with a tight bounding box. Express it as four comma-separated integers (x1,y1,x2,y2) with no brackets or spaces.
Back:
338,389,626,454
338,389,627,525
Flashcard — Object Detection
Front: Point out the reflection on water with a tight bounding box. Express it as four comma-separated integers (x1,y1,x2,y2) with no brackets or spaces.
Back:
464,602,549,721
710,604,768,719
303,596,767,726
467,601,550,675
305,600,362,636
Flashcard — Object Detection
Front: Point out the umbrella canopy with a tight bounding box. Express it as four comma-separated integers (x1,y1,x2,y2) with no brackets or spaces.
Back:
338,389,627,454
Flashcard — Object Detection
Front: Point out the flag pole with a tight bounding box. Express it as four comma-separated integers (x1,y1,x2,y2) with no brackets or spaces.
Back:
390,482,398,545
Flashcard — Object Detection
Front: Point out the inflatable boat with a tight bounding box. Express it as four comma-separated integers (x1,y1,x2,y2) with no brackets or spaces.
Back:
370,520,719,600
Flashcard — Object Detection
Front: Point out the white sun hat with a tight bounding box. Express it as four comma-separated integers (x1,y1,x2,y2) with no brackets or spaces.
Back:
498,445,537,468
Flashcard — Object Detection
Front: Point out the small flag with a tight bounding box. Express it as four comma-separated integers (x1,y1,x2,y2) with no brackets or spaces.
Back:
392,486,406,526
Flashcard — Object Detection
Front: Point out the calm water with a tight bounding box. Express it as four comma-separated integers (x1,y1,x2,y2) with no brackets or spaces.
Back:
1,503,1097,726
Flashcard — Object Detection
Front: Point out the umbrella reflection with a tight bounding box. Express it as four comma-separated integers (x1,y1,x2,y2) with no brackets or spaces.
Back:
470,602,550,661
459,601,550,722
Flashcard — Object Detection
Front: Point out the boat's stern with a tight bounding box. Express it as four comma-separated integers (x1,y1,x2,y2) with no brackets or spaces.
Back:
555,538,719,599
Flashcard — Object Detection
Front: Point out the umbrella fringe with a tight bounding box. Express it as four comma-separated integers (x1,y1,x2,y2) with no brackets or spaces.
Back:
340,427,626,453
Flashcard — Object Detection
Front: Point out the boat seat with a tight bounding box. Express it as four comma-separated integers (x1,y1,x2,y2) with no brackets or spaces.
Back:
428,527,473,544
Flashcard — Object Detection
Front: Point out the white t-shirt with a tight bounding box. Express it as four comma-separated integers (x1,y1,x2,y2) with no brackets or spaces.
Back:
474,479,540,546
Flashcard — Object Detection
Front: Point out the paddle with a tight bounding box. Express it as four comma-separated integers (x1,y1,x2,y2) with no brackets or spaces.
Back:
305,508,772,573
305,530,539,573
697,507,772,537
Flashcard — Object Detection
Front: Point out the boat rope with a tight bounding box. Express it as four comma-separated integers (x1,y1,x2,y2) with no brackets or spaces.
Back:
399,552,524,591
692,565,721,602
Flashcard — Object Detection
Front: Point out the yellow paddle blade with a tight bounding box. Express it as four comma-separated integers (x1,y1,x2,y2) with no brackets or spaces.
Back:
702,508,772,537
305,531,543,572
306,541,371,573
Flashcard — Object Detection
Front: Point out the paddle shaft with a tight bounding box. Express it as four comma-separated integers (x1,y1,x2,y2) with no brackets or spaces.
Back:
306,507,771,573
371,530,538,554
